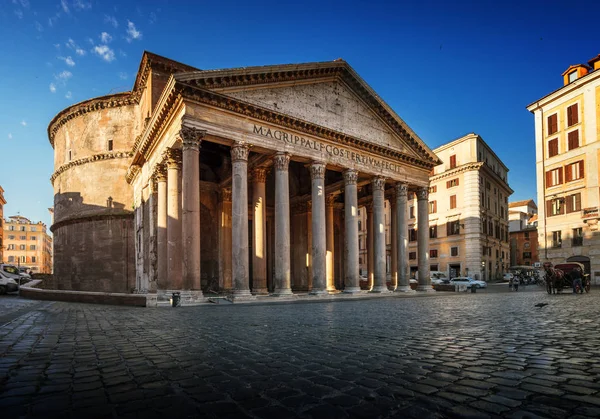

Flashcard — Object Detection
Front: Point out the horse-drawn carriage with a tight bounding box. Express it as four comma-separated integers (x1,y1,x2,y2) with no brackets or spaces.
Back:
542,261,591,294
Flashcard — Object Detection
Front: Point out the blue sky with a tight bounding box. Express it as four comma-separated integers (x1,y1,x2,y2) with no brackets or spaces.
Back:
1,0,599,229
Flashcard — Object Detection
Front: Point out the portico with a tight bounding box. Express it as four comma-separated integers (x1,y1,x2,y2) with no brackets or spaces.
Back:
127,55,440,302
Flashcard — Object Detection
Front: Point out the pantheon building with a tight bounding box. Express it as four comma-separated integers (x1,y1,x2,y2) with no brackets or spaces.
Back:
48,52,440,303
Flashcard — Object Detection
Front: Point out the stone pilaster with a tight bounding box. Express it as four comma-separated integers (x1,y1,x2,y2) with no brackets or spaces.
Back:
251,168,268,295
148,177,158,293
395,183,413,292
343,169,361,293
154,165,168,294
390,193,398,290
367,201,374,289
231,142,254,299
326,194,336,292
309,162,327,295
371,176,390,293
180,127,204,294
219,188,233,292
273,152,294,296
165,148,183,290
417,186,434,292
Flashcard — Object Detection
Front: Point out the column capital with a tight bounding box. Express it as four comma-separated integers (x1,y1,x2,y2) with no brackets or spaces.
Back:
153,163,168,182
372,176,386,191
163,148,182,169
179,126,205,151
326,194,336,207
251,167,268,183
366,200,374,213
148,177,158,194
343,169,358,185
221,187,232,203
273,152,290,171
231,142,249,162
309,161,326,179
417,187,429,201
395,183,408,197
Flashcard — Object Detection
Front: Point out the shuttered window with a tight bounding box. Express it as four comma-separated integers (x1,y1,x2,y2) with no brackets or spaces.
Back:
565,160,584,182
566,193,582,213
547,114,558,135
429,201,437,214
450,195,457,209
545,168,563,187
567,104,579,126
446,178,459,188
548,138,558,157
546,199,565,216
568,130,579,150
449,155,457,169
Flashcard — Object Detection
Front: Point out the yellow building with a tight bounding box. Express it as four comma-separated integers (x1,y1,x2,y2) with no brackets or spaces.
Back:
527,53,600,283
0,186,5,263
3,215,53,273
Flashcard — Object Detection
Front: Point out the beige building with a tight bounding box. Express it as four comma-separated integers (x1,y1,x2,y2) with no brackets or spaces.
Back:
0,186,5,263
3,215,53,273
48,52,442,299
527,52,600,282
407,133,512,281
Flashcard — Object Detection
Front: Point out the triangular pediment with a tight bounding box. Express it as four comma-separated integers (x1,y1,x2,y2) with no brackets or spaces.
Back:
174,60,439,165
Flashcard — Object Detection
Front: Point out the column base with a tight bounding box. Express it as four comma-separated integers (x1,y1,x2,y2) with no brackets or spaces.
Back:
233,289,253,297
395,285,415,293
416,285,436,292
180,290,205,305
272,289,296,297
229,293,257,302
309,289,328,296
252,288,269,296
370,286,392,293
343,286,362,294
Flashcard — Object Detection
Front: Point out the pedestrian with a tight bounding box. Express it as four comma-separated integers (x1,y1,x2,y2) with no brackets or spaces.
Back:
571,267,583,294
508,277,513,290
513,277,519,292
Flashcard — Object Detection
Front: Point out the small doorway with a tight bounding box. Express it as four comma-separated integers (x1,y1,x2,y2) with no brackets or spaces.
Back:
449,264,461,279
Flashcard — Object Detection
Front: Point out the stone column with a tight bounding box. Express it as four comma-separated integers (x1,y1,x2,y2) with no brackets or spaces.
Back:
165,148,183,290
148,177,158,293
367,202,374,289
371,176,390,293
181,127,204,293
395,183,413,292
154,165,168,293
343,169,360,293
417,186,433,292
273,152,294,296
218,188,233,291
326,195,336,292
390,193,398,290
231,142,253,298
309,162,327,295
251,168,268,295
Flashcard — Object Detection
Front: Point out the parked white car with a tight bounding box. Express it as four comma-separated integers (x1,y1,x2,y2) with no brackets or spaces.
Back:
449,277,487,289
502,273,514,282
0,268,19,294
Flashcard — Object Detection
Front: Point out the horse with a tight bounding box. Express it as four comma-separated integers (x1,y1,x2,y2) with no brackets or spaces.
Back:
543,263,568,294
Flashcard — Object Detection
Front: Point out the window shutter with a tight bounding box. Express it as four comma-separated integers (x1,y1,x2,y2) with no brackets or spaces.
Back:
434,201,437,213
450,155,456,168
572,104,579,125
548,114,558,134
558,168,563,184
566,196,573,213
446,180,450,188
579,160,584,178
446,223,451,236
546,200,553,215
565,165,572,182
546,171,551,186
575,193,581,211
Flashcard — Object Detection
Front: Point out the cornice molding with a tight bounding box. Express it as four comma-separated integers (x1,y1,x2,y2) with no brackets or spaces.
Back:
50,212,133,233
429,162,484,182
51,151,134,185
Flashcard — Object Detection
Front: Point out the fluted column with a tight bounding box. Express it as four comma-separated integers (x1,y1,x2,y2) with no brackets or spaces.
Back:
252,168,268,295
273,152,293,296
343,169,360,293
231,142,252,297
371,176,390,293
165,148,182,290
367,202,374,289
395,183,413,292
390,193,398,290
326,194,336,292
154,165,168,292
417,186,433,292
309,162,327,295
181,127,204,292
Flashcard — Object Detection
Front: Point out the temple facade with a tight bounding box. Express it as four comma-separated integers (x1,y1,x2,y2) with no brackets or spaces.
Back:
48,52,441,302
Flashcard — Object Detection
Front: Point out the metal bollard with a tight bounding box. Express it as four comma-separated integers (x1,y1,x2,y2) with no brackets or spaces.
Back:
471,285,477,293
172,292,181,307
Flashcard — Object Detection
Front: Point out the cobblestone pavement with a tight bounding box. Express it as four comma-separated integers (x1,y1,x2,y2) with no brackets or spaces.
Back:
1,286,600,419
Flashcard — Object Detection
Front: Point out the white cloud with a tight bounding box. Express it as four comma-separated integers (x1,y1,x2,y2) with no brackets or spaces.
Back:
75,47,85,56
8,133,13,140
149,11,157,24
59,56,75,66
118,72,127,80
66,38,76,49
14,9,23,19
54,43,61,49
60,0,69,14
35,21,43,32
20,120,27,127
49,83,57,93
66,39,85,56
48,15,59,27
65,91,72,99
125,20,142,42
13,0,30,8
104,14,118,28
56,70,72,81
100,32,112,43
93,45,115,62
73,0,91,10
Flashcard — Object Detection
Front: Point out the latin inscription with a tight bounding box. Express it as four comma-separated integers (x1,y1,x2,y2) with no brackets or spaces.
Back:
253,125,403,174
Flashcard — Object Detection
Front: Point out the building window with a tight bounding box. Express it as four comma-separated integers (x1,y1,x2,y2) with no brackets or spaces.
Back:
429,225,437,239
429,201,437,214
7,244,15,250
409,206,415,219
565,161,584,182
572,227,583,246
567,103,579,126
30,236,36,240
482,219,487,234
7,256,14,262
68,149,72,161
523,252,532,259
409,228,417,242
446,178,459,188
546,198,564,216
568,71,577,83
450,195,457,209
449,155,457,169
20,244,26,250
568,130,579,150
548,138,558,157
409,252,416,260
450,247,458,257
447,220,460,236
546,168,563,187
30,226,37,232
30,245,36,250
8,235,14,240
108,139,114,151
20,256,26,263
565,193,581,213
20,226,25,231
524,231,529,240
20,235,26,240
547,113,558,135
359,238,363,250
9,225,15,231
358,221,362,231
428,185,437,194
430,249,438,258
31,256,37,263
552,231,562,248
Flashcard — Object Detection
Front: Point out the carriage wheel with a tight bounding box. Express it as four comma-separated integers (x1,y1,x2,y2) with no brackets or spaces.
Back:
585,282,591,293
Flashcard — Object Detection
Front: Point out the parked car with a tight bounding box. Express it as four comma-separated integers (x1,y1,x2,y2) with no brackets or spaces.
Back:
0,268,19,294
430,271,449,285
0,264,30,285
502,273,514,282
449,277,487,289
